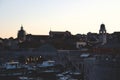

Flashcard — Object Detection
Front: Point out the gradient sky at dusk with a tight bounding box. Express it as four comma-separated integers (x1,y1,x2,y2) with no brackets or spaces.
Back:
1,0,120,38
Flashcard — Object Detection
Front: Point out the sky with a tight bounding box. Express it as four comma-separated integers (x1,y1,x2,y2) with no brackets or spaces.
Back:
0,0,120,38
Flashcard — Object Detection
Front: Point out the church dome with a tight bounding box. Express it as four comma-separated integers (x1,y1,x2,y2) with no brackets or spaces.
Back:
18,26,26,36
17,25,26,42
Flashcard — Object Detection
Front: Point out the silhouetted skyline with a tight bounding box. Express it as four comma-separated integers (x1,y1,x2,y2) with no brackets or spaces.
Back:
1,0,120,38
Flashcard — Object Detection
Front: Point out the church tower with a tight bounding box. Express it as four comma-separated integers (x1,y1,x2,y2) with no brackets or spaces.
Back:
17,25,26,43
99,24,107,45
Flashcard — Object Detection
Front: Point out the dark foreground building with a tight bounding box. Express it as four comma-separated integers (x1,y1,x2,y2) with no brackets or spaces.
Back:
84,32,120,80
84,55,120,80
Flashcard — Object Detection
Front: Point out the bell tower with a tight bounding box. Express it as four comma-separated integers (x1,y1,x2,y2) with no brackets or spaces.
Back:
99,24,107,45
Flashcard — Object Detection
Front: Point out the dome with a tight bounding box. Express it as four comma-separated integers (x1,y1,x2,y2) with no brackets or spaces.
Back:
100,24,106,30
18,27,26,36
17,25,26,42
